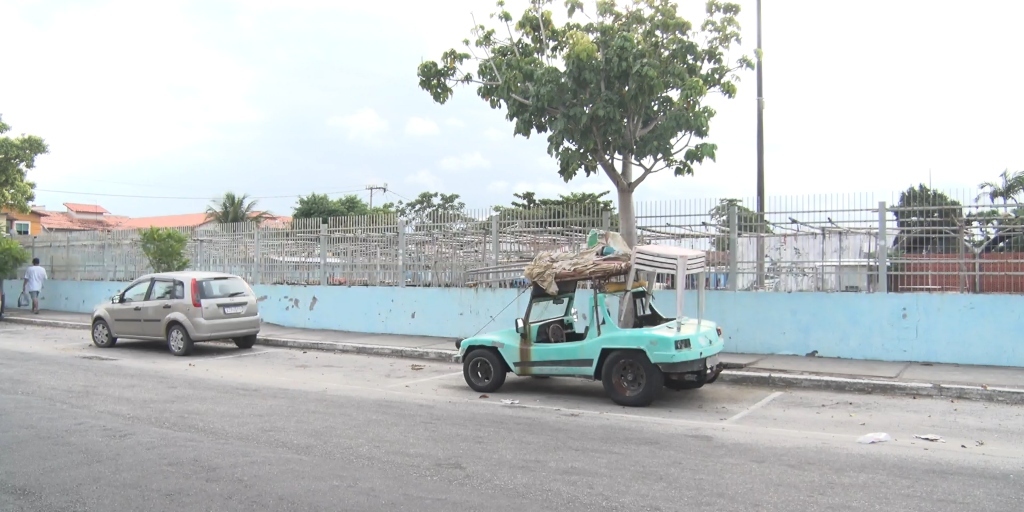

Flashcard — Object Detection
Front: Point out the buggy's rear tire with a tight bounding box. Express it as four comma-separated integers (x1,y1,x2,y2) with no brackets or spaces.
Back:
601,350,663,407
463,349,507,393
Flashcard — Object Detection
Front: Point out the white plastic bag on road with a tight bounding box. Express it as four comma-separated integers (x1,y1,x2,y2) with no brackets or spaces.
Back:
857,433,892,444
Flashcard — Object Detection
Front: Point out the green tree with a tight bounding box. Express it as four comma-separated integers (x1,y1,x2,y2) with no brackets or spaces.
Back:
0,237,30,279
707,198,770,251
493,190,617,231
293,193,373,221
417,0,752,247
892,185,963,254
976,169,1024,206
396,191,466,221
139,228,190,272
0,115,48,213
206,192,267,224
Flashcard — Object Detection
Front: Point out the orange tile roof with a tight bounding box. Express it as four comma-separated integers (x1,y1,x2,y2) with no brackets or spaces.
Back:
116,213,211,230
40,212,129,231
63,202,109,214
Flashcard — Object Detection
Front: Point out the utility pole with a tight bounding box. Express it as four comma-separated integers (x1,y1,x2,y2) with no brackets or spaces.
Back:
366,183,388,209
755,0,766,290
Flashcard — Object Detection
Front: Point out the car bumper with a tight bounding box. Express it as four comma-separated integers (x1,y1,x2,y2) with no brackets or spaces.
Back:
656,354,722,375
188,315,261,341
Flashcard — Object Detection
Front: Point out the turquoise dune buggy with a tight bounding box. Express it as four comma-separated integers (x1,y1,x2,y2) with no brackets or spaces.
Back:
457,244,725,407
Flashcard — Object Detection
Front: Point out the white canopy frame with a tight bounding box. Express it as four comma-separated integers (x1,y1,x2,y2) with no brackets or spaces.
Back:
620,245,707,333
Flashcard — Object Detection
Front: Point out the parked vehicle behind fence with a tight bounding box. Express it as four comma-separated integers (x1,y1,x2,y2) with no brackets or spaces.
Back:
91,271,261,356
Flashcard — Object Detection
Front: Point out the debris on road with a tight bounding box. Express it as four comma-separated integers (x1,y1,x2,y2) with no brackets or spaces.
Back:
857,433,891,444
500,399,520,405
479,394,489,399
914,434,945,443
410,364,426,371
976,440,985,447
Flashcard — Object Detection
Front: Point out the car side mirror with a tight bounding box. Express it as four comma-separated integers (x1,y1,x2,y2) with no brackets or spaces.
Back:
515,318,525,334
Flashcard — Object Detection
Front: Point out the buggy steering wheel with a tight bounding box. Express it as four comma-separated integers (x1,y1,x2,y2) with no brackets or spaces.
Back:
547,323,566,343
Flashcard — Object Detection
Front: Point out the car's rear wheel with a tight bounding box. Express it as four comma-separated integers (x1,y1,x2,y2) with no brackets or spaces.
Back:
167,324,194,356
463,349,507,393
234,335,257,349
601,351,664,407
91,319,117,348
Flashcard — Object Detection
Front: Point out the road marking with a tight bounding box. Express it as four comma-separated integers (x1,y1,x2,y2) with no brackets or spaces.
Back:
385,371,463,388
723,391,784,424
208,349,280,360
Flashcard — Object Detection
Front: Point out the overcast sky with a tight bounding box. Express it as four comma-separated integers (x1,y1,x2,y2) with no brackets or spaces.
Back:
3,0,1023,217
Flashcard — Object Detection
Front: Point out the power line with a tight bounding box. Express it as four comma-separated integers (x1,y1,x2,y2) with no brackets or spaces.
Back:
33,188,367,201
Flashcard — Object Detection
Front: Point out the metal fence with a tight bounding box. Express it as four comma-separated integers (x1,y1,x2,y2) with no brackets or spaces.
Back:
16,190,1024,293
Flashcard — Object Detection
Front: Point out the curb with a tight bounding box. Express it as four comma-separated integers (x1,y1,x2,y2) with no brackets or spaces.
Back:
3,316,461,364
6,316,1023,404
720,370,1024,405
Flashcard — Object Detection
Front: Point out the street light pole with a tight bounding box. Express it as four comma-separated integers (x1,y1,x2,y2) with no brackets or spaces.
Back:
755,0,766,290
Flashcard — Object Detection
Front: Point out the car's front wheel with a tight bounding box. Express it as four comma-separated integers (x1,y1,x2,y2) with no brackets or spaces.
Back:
601,350,664,407
167,324,194,356
463,349,507,393
91,319,117,348
234,335,257,349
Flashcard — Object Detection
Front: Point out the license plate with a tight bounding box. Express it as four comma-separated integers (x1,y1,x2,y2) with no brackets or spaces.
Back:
223,306,245,314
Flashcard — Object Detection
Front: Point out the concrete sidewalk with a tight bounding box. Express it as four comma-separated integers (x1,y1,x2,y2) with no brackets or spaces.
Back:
5,309,1024,404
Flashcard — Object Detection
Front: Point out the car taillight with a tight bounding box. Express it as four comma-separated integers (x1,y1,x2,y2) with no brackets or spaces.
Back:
191,278,201,308
716,327,723,338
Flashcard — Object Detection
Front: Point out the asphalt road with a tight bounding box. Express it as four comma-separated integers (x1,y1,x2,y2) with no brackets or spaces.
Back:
1,325,1022,512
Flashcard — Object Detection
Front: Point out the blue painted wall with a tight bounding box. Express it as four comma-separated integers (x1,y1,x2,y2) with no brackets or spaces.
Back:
6,280,1023,366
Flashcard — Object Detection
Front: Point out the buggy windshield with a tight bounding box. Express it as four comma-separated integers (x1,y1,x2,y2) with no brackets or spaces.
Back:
529,296,570,324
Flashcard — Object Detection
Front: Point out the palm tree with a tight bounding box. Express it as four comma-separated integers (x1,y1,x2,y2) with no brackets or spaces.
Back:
205,192,267,224
976,169,1024,206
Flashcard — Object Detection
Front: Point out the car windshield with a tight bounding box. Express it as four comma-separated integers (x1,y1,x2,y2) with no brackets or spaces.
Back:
198,277,251,299
529,296,570,323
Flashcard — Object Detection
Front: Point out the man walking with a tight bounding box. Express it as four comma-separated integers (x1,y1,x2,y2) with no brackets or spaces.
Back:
23,258,47,314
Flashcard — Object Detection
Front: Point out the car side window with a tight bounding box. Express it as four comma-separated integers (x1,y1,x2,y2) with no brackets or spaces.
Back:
150,280,176,301
122,281,151,303
173,281,185,300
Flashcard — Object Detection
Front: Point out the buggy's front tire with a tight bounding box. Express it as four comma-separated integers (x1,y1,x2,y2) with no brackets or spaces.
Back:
463,349,507,393
601,351,664,407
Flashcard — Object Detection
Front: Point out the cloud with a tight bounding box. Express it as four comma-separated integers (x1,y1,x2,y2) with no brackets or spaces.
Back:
405,169,443,190
438,152,491,171
483,128,505,142
486,180,509,193
327,108,388,143
404,117,439,136
445,118,466,128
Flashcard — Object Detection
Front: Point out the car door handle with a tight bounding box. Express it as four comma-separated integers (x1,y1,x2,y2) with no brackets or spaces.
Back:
162,304,172,309
133,306,142,311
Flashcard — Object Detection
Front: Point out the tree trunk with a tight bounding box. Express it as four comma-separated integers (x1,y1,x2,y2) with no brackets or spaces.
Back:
617,187,636,248
617,156,637,248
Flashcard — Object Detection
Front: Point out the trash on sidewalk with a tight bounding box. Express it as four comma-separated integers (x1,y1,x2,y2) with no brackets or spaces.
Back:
500,399,520,405
914,434,945,443
857,433,891,444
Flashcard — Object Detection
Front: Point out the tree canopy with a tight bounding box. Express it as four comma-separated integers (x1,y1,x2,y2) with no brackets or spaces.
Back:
292,193,394,222
976,169,1024,205
892,185,963,255
396,191,466,221
0,115,48,213
0,237,30,279
139,227,190,272
206,192,267,224
417,0,752,246
707,198,770,251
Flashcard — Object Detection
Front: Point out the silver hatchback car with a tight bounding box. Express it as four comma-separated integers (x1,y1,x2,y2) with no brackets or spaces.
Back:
91,271,261,356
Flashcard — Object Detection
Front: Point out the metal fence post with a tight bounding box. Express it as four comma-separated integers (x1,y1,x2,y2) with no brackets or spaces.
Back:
397,219,407,288
253,226,261,285
102,235,109,280
490,214,499,267
602,210,611,231
319,223,328,286
877,201,888,293
728,205,738,291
